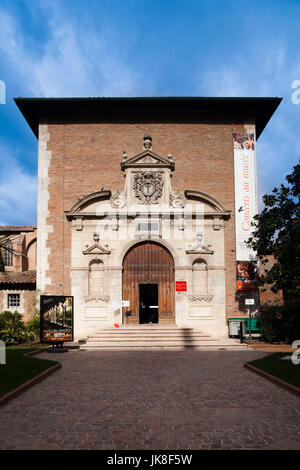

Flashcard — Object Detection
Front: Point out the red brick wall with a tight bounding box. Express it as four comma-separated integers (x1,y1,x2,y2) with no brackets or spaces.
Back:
44,122,250,316
259,255,284,306
23,290,37,322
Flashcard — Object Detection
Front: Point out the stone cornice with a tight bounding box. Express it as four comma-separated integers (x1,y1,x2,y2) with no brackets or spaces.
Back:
65,190,111,220
184,190,231,218
67,210,229,220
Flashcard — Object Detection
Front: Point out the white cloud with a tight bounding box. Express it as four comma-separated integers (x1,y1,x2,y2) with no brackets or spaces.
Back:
0,146,37,225
0,3,151,226
0,4,147,98
199,41,289,98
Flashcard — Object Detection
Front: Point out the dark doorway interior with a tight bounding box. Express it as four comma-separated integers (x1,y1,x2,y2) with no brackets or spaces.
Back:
139,284,158,324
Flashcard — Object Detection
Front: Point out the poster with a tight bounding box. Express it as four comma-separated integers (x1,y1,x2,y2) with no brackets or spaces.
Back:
233,133,258,291
236,261,257,291
40,295,73,343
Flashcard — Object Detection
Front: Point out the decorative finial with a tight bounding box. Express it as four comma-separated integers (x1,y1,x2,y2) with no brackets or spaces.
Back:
168,153,173,160
123,151,127,160
143,134,152,150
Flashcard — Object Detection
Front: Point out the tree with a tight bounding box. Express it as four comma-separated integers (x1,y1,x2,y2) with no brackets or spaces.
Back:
248,160,300,301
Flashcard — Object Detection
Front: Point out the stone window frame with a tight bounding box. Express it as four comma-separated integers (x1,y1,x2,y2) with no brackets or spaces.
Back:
8,293,20,308
192,258,208,295
3,240,13,267
88,258,107,296
3,291,25,313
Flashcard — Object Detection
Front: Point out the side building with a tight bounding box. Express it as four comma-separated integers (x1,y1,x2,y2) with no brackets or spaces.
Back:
0,225,37,321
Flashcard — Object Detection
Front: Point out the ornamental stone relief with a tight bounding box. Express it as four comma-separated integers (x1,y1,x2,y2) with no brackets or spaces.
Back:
169,191,185,208
84,295,110,303
186,233,214,255
188,295,213,303
133,172,164,205
110,191,126,208
143,134,153,150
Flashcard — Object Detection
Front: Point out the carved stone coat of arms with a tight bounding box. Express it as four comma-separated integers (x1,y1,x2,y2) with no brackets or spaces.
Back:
133,172,164,205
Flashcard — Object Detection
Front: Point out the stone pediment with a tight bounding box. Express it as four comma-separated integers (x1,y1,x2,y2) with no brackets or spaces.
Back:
82,243,111,255
121,150,175,171
186,235,214,255
186,245,214,255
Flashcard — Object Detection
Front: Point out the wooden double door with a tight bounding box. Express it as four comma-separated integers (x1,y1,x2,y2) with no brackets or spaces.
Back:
122,242,175,324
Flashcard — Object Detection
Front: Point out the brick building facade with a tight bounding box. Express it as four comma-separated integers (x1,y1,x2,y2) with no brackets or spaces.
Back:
15,97,280,339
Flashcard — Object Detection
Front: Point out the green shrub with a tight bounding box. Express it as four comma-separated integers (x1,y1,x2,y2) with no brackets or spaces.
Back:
281,298,300,343
258,304,283,343
26,311,40,341
0,310,28,345
258,299,300,343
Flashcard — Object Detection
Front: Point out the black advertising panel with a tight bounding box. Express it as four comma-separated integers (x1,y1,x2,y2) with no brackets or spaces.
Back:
40,295,73,343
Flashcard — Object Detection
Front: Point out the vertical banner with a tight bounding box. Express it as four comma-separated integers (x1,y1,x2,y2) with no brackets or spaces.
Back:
233,133,258,291
40,295,74,343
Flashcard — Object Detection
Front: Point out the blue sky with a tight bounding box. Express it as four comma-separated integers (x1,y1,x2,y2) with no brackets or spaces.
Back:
0,0,299,225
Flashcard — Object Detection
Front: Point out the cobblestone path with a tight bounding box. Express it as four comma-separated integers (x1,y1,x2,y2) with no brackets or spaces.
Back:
0,349,299,449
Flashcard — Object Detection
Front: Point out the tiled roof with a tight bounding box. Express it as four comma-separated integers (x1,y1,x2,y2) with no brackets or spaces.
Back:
0,271,36,285
0,226,36,232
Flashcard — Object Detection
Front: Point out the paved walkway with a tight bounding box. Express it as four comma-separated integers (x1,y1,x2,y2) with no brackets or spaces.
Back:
0,349,299,450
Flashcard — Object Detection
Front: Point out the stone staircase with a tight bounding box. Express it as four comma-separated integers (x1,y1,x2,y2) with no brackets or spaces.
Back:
77,325,244,350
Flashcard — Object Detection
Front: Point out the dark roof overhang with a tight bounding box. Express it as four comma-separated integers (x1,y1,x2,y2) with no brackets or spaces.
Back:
14,96,282,139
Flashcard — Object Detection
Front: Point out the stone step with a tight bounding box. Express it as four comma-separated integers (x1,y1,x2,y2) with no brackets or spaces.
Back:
97,327,193,332
89,331,209,338
87,337,211,342
79,327,245,350
83,342,245,350
108,325,180,328
94,326,194,330
85,339,219,346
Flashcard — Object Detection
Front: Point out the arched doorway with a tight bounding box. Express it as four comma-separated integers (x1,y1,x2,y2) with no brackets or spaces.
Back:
122,241,175,324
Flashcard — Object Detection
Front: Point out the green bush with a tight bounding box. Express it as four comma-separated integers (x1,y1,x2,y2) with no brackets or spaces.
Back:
258,304,283,343
281,298,300,343
26,311,40,341
258,299,300,343
0,310,28,345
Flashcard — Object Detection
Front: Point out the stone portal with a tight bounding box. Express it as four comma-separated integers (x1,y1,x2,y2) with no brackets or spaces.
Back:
122,241,175,324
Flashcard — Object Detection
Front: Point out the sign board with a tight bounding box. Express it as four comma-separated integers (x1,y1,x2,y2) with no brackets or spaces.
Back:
176,281,187,292
0,340,5,365
121,300,130,307
236,261,257,291
40,295,73,343
245,299,255,305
